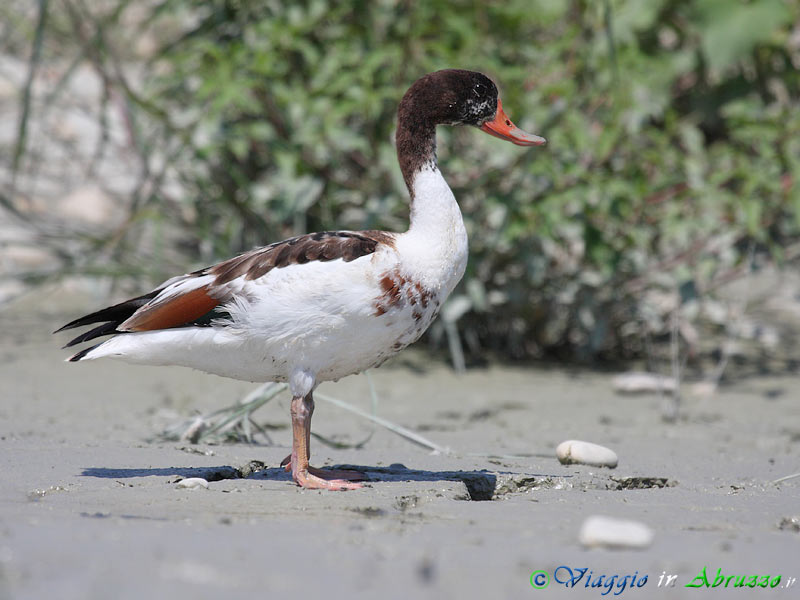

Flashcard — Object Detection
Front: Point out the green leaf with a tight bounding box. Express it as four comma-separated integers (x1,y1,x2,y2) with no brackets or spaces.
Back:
698,0,791,72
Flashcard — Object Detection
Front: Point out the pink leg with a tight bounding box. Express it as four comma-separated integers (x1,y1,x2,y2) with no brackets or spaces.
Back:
289,392,362,490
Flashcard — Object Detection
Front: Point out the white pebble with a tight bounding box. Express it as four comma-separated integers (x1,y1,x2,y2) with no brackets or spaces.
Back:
579,515,654,549
175,477,209,490
556,440,618,468
612,371,677,394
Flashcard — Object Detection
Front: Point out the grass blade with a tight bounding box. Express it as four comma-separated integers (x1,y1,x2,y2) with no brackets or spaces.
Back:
315,391,450,455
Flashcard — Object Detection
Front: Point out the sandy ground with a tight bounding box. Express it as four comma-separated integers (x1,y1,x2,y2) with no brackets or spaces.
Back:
1,293,799,600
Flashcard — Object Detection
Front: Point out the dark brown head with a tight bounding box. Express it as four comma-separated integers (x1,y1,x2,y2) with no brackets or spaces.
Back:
396,69,545,192
397,69,546,144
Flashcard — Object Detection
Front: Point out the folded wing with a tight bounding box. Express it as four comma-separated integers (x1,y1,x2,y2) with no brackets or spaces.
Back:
56,230,396,351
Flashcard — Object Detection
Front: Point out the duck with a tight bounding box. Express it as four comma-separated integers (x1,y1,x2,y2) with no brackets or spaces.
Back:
56,69,546,491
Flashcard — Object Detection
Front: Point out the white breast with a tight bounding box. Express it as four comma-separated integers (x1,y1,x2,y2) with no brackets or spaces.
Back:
397,165,469,295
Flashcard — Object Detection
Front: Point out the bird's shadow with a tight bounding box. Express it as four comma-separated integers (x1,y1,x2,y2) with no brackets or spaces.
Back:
81,463,563,499
81,465,249,481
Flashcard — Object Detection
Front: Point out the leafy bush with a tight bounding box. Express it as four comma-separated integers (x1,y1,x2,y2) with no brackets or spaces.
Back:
6,0,800,364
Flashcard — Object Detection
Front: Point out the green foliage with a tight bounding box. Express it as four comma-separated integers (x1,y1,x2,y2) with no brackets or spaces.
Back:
23,0,800,360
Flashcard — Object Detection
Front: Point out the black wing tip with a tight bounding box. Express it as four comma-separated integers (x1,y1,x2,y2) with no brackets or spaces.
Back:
54,314,105,335
62,337,88,350
54,309,125,334
68,344,101,362
53,291,159,336
53,320,79,334
60,321,122,348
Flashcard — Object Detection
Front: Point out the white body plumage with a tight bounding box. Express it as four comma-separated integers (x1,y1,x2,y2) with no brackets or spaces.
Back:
77,166,468,397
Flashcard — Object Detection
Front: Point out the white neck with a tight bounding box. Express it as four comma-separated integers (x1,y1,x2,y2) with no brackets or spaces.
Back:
396,165,468,293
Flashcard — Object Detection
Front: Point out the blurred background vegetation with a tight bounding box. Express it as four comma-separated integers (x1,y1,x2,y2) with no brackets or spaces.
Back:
2,0,799,372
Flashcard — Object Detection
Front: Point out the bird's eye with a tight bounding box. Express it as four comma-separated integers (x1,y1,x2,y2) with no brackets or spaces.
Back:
473,83,485,96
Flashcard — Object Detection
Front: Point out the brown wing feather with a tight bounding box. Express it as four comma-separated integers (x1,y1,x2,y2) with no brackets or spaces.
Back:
119,286,220,332
207,230,395,284
58,229,396,344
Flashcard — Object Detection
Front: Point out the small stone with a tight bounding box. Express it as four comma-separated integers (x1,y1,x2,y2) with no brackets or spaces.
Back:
556,440,618,468
612,372,677,394
579,515,654,549
175,477,209,490
778,516,800,532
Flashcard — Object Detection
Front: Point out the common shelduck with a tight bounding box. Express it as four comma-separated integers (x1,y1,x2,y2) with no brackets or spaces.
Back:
57,69,545,490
